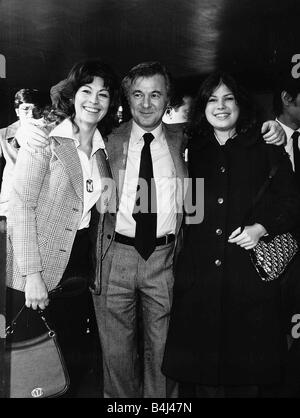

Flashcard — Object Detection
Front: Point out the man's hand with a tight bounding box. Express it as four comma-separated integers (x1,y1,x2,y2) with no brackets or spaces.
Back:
228,223,267,250
261,120,286,146
25,272,49,310
15,119,50,149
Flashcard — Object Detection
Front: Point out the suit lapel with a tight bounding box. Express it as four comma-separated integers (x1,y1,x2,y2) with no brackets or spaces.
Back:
163,124,188,234
106,121,132,205
95,148,115,214
163,123,188,186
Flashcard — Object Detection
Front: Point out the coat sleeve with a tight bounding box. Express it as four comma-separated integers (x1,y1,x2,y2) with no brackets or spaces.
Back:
253,144,300,236
0,136,4,190
8,145,51,276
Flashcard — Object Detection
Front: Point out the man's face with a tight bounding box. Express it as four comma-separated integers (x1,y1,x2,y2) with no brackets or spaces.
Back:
16,102,35,124
128,75,169,131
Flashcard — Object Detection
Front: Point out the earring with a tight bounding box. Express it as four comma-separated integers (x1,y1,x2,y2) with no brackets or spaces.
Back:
166,107,173,119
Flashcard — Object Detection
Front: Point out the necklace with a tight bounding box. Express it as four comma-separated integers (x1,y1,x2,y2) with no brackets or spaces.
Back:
86,155,95,193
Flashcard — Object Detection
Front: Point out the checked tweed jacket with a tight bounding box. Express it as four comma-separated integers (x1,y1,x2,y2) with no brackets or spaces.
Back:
7,132,113,293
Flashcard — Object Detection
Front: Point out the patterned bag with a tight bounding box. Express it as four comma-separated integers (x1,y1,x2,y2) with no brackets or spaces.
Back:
250,232,299,282
244,153,299,282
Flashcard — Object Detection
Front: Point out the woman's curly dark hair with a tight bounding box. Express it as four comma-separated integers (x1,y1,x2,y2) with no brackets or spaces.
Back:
51,59,120,136
187,72,258,142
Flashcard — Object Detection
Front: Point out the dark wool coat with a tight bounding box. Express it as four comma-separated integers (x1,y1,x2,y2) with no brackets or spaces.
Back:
162,129,300,385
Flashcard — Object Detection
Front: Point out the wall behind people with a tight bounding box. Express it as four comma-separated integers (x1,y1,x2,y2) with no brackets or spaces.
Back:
0,0,299,123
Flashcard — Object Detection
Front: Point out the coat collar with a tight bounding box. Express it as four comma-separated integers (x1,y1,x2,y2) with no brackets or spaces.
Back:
49,118,106,153
191,127,262,151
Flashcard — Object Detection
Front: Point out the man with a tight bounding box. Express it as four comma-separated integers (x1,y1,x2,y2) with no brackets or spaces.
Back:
92,61,188,398
162,94,192,124
273,75,300,397
0,88,47,216
19,63,286,398
274,76,300,182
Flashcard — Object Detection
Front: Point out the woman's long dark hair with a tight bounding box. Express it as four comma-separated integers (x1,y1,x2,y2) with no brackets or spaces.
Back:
51,59,120,136
187,72,258,142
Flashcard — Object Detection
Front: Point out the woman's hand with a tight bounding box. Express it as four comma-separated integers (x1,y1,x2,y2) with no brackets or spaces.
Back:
228,223,267,250
24,272,49,310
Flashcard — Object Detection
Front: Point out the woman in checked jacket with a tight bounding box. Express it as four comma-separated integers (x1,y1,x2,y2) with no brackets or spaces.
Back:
6,59,119,396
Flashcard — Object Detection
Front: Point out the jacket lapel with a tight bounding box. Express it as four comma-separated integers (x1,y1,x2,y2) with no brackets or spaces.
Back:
106,121,132,206
163,123,189,234
95,148,115,214
164,125,187,181
52,138,84,201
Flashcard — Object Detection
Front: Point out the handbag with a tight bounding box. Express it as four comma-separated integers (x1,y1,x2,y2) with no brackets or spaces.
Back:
5,303,70,398
244,157,299,282
250,232,298,282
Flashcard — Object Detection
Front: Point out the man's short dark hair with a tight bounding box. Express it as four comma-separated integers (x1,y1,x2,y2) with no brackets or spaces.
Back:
14,88,45,109
273,75,300,116
121,61,172,100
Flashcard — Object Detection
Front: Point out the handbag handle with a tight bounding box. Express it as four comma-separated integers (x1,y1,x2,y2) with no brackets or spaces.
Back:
241,153,284,228
5,276,87,337
5,306,53,337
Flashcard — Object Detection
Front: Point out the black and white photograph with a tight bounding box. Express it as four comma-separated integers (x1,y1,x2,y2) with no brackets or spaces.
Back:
1,0,300,405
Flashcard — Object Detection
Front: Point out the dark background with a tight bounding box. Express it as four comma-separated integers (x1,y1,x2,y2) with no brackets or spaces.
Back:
0,0,300,398
0,0,300,126
0,218,6,398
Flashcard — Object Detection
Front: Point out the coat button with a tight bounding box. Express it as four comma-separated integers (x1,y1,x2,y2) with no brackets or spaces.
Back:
107,234,111,239
217,197,224,204
220,166,226,173
216,228,222,235
215,259,222,266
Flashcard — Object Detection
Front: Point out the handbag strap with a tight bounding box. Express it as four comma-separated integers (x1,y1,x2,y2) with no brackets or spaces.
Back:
242,153,285,228
5,276,87,336
5,306,53,337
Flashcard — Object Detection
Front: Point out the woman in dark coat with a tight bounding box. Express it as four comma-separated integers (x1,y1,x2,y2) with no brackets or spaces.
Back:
162,72,300,397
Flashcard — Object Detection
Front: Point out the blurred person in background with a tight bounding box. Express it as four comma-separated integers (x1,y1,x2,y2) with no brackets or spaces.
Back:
0,88,49,216
163,94,192,125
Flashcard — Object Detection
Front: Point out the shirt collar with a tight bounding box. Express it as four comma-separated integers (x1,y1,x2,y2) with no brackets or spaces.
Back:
276,118,300,141
49,118,105,155
130,120,164,146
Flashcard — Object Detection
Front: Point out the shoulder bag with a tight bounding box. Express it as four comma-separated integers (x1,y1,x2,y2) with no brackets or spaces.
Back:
244,158,299,282
5,305,69,398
